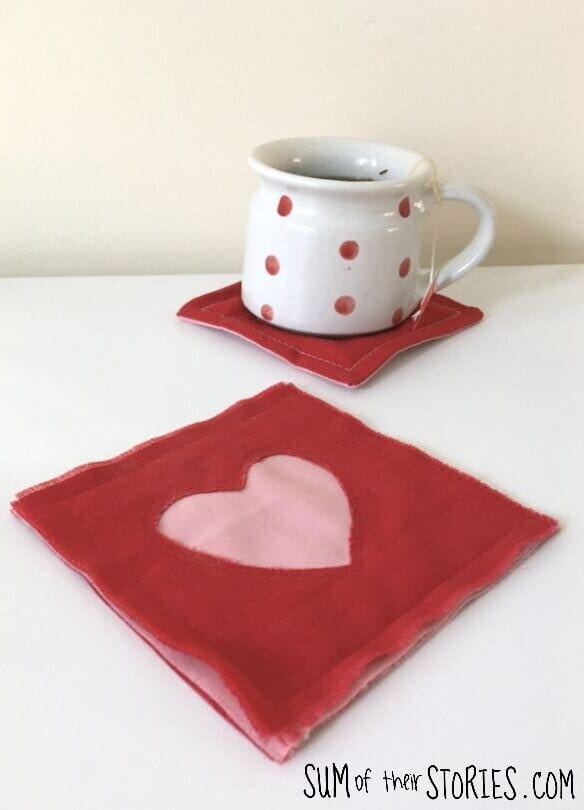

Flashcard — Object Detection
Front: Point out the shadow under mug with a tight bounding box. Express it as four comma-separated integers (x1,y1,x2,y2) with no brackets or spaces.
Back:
241,136,496,336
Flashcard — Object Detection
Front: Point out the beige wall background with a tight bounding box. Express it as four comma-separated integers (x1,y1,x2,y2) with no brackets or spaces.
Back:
1,0,583,277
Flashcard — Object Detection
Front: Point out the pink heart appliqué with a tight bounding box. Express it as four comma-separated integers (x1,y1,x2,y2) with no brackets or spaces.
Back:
158,455,351,569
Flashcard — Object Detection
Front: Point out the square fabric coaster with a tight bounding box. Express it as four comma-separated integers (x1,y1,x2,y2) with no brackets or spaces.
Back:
13,384,558,762
178,282,483,387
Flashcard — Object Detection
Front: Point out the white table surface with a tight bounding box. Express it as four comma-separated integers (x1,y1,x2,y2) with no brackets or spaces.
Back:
2,266,583,809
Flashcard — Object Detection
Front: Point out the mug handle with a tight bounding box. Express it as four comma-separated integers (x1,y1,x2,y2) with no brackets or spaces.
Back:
433,183,496,291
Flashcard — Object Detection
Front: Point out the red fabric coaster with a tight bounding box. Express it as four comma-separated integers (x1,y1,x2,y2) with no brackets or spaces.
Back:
13,384,558,762
178,282,483,387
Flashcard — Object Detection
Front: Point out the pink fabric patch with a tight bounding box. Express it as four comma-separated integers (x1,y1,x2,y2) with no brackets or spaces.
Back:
123,615,293,762
123,612,396,763
158,455,351,569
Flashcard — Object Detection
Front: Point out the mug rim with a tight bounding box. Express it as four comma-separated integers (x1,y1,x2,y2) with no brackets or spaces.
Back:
249,136,430,194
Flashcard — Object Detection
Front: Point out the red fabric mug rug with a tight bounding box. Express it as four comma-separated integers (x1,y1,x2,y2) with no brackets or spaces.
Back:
177,283,483,387
13,384,558,762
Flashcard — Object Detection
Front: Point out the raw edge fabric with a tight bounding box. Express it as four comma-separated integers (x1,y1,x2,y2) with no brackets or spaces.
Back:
12,383,558,761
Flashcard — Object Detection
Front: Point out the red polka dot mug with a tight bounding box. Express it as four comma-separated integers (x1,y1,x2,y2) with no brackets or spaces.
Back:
242,137,495,336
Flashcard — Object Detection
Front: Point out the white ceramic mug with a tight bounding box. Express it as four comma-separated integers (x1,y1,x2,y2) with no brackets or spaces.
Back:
242,137,495,336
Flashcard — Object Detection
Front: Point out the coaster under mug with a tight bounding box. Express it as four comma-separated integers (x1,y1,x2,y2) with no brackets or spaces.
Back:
178,282,483,387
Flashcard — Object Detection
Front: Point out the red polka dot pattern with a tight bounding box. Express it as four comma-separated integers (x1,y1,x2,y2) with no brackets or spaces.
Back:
339,240,359,260
392,307,404,326
277,195,293,216
261,304,274,321
399,258,411,278
334,296,356,315
265,255,280,275
399,197,411,218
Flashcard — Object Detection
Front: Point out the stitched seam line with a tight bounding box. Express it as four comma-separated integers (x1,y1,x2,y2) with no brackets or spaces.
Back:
197,300,462,372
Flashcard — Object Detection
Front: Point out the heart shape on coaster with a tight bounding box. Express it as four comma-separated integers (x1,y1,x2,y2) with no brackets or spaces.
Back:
158,454,352,569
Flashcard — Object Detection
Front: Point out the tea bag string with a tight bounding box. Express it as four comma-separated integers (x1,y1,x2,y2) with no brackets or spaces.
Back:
410,155,441,203
408,157,441,326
